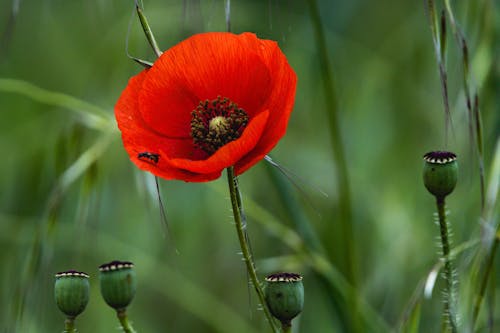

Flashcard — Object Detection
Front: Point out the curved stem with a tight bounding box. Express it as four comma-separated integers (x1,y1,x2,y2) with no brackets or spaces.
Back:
64,317,76,333
436,197,457,333
117,309,137,333
226,167,279,333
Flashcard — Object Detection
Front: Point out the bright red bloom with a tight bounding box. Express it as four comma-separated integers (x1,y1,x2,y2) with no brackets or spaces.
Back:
115,32,296,182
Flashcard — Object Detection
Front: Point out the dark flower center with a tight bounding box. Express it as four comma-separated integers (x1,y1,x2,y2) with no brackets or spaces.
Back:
191,96,248,155
265,272,303,282
423,151,457,164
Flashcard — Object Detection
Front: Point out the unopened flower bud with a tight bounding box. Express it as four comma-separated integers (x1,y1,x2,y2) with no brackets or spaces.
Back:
99,260,136,311
54,270,90,318
423,151,458,199
264,272,304,325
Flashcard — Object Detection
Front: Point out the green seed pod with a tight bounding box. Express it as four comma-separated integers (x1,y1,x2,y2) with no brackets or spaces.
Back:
54,271,90,318
99,261,136,311
423,151,458,199
264,272,304,324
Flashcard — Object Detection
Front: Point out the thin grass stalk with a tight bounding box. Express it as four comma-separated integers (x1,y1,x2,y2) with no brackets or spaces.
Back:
425,0,452,142
398,235,483,331
444,1,492,327
458,36,479,203
0,78,112,131
443,0,486,210
226,167,279,333
306,0,360,331
439,10,447,64
135,1,162,58
473,94,485,211
264,163,322,252
472,140,500,327
305,0,358,328
473,237,499,326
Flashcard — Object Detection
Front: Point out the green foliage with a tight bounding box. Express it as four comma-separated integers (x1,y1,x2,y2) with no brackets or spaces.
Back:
0,0,497,332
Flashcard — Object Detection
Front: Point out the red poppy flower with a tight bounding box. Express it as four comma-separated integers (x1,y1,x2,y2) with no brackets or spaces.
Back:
115,32,297,182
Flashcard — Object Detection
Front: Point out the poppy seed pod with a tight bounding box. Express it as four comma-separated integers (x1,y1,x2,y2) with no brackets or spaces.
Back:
54,271,90,318
423,151,458,199
99,261,136,311
264,272,304,324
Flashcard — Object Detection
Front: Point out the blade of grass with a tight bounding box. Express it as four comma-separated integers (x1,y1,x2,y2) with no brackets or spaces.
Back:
424,0,453,142
398,237,479,331
135,0,162,58
473,94,485,211
472,137,500,327
0,78,113,131
47,133,116,231
443,0,486,211
306,1,359,330
403,301,421,333
264,162,323,252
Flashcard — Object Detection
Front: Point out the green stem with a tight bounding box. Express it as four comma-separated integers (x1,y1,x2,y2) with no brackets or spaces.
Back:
117,309,137,333
64,317,76,333
226,167,279,333
135,2,162,58
281,320,292,333
436,197,457,333
472,237,499,327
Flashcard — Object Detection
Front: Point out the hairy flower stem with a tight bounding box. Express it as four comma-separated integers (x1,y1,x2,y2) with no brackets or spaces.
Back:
117,309,137,333
226,167,279,333
64,317,76,333
436,197,457,333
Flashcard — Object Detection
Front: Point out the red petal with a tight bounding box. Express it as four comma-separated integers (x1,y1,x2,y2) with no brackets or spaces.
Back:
115,33,297,182
138,32,273,138
235,39,297,174
115,70,218,181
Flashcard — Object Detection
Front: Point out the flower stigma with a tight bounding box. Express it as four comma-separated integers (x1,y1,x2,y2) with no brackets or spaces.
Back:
191,96,248,155
209,116,230,135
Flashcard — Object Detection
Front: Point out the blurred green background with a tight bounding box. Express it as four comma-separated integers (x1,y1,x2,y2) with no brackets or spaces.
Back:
0,0,498,332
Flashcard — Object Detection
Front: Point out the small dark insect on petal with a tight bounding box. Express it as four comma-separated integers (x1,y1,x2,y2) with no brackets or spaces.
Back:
138,152,160,164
